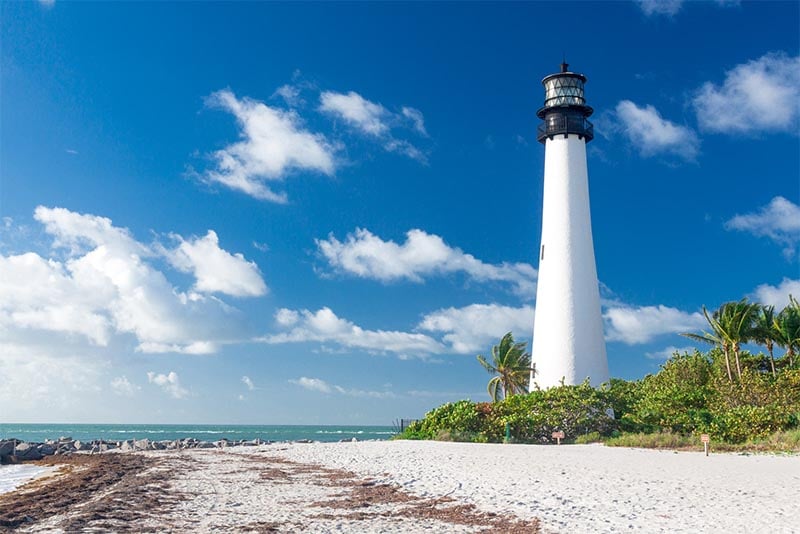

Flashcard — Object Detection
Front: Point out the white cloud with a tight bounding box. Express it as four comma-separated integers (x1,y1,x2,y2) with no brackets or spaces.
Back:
242,375,255,391
751,278,800,308
273,84,303,107
110,376,140,397
316,228,536,298
37,0,56,7
604,305,706,344
693,52,800,134
645,346,697,360
319,90,428,162
290,376,332,393
289,376,395,399
0,252,114,345
418,303,534,354
636,0,684,16
261,307,444,356
320,91,389,136
402,107,428,136
166,230,267,297
147,371,189,399
612,100,699,161
0,207,250,355
383,139,428,164
202,89,336,203
0,343,102,414
725,196,800,258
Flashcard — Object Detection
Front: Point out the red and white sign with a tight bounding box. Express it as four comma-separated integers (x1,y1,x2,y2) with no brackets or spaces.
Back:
552,431,565,439
701,434,710,443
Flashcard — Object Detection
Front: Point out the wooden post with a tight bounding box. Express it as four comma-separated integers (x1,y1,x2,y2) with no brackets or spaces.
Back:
701,434,710,456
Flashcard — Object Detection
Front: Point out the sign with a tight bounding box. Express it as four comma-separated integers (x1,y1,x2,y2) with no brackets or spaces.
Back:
701,434,710,443
552,430,565,445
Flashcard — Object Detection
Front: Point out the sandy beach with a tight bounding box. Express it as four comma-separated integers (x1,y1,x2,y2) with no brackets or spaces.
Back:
1,441,798,533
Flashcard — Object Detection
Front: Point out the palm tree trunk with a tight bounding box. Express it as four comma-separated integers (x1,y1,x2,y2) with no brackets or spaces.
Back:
768,342,776,377
733,343,742,380
723,346,733,382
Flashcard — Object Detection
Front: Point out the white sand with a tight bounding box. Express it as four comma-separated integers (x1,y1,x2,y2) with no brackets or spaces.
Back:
264,440,800,533
11,442,799,533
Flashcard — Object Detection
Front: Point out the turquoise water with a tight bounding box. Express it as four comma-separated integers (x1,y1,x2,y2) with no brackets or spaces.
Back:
0,424,396,443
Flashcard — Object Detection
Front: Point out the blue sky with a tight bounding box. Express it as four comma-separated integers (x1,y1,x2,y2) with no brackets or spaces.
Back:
1,1,798,425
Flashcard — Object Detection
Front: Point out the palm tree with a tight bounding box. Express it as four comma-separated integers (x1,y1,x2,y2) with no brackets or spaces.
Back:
682,299,759,381
752,305,778,376
773,296,800,368
683,306,734,381
477,332,532,402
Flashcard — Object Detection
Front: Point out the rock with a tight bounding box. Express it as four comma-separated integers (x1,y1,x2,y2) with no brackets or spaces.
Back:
0,440,16,457
73,440,90,451
15,442,42,461
134,439,151,451
38,443,56,456
196,441,215,449
58,436,73,442
120,440,134,452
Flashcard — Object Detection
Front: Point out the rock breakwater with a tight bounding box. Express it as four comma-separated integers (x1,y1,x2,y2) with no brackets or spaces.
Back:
0,437,277,463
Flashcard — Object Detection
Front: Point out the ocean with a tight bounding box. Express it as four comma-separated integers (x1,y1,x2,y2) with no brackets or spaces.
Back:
0,423,397,444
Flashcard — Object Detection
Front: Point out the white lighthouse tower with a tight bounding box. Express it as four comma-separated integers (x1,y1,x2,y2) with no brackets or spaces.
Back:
530,63,609,389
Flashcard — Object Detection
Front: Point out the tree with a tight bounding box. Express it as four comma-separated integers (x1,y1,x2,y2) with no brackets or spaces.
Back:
773,296,800,368
477,332,532,402
752,305,778,376
682,299,759,381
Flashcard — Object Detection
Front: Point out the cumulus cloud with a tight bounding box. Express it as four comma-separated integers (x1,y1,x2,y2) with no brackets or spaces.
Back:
751,278,800,308
725,196,800,258
604,305,706,344
611,100,699,161
636,0,684,16
0,207,255,355
693,52,800,134
110,376,140,397
202,89,336,202
319,90,428,162
261,307,444,357
316,228,536,298
147,371,189,399
166,230,267,297
289,376,395,398
418,303,534,354
242,375,255,391
320,91,389,136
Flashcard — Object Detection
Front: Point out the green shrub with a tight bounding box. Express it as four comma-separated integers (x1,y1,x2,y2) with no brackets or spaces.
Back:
397,349,800,448
574,431,603,444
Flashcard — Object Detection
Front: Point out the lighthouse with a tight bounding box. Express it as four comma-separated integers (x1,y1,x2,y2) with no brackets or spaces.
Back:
530,63,609,389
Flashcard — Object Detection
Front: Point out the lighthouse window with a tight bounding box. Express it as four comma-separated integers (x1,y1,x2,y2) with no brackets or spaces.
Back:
541,245,545,260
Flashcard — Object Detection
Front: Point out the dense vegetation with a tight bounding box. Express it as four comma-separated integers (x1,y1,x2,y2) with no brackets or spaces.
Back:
398,298,800,449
